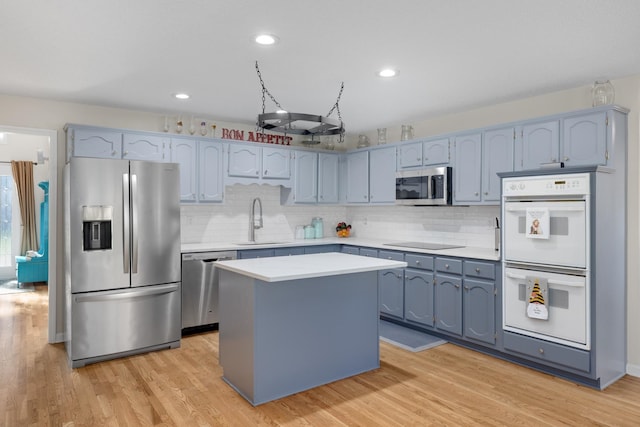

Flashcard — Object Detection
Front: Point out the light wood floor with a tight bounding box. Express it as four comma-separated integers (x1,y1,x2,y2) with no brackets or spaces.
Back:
2,286,640,426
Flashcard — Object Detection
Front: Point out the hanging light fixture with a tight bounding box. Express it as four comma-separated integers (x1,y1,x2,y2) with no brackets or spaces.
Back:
255,61,345,144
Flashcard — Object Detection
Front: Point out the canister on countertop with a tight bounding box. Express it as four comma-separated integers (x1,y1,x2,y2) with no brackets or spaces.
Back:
295,225,305,240
312,217,324,239
304,225,315,239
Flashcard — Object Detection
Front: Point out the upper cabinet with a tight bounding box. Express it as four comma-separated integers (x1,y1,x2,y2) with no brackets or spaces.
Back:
292,150,318,204
562,112,607,167
170,138,224,203
453,133,482,204
519,120,560,170
481,127,515,202
122,133,169,162
397,138,450,169
369,146,396,204
345,150,369,203
67,128,123,161
170,138,198,202
318,153,340,204
226,143,292,186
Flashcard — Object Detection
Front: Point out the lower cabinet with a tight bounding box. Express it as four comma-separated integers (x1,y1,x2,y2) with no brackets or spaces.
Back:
404,269,434,327
379,252,499,350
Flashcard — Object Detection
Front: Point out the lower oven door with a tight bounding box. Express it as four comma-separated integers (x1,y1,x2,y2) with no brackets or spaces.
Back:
503,267,589,349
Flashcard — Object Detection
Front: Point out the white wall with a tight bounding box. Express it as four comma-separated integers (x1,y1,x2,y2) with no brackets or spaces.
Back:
0,74,638,375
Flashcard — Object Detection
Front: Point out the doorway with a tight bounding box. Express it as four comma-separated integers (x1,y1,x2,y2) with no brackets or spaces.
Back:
0,126,57,343
0,163,20,279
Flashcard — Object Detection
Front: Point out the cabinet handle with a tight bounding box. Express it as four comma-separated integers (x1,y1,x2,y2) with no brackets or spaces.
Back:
445,264,450,269
256,171,259,175
112,150,117,156
475,267,481,273
396,274,402,279
484,192,488,195
455,284,460,289
464,286,469,290
124,151,128,156
539,348,545,354
415,260,421,265
424,157,428,161
551,158,557,162
416,157,421,161
264,170,268,175
474,192,479,196
364,195,367,199
564,157,570,161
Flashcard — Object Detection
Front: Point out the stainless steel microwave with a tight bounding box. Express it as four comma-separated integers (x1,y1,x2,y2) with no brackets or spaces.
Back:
395,166,452,206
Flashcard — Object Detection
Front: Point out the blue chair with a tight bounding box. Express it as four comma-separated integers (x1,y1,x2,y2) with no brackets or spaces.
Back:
15,181,49,285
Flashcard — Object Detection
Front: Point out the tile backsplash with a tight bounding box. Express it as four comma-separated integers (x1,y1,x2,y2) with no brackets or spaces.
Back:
181,184,500,248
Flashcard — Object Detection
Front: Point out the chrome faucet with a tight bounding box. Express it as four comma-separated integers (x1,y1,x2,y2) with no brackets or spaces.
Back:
249,197,263,242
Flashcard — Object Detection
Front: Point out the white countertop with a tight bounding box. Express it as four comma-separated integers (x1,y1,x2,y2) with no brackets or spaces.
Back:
215,252,407,282
181,237,500,261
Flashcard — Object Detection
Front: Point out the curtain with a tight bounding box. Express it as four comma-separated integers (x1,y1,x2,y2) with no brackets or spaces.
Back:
11,161,37,255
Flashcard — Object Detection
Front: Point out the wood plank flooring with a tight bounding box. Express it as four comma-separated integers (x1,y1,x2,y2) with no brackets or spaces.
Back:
2,286,640,426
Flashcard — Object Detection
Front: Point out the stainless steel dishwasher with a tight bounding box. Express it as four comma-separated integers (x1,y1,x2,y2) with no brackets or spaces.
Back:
181,250,237,332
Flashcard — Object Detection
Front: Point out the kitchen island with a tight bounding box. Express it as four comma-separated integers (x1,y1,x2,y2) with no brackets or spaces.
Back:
215,252,407,406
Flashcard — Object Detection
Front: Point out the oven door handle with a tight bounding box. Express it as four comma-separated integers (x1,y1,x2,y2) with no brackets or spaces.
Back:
504,205,585,212
506,272,584,288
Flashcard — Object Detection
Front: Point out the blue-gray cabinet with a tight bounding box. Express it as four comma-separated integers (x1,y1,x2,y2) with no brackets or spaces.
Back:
69,128,122,159
453,133,482,203
122,133,168,162
237,248,275,259
199,141,224,202
481,127,515,202
462,260,497,346
368,146,396,204
434,273,463,336
227,144,291,181
397,138,450,169
345,150,369,203
292,150,318,204
404,269,434,327
170,138,198,202
519,120,560,170
378,250,405,319
318,153,339,204
562,112,606,167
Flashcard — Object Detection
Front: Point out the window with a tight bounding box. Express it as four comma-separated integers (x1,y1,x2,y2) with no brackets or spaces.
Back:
0,165,18,278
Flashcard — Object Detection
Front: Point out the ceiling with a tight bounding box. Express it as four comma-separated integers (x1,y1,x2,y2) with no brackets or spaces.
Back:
3,0,640,134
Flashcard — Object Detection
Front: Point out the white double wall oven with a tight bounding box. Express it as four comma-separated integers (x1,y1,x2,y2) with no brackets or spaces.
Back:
502,172,591,350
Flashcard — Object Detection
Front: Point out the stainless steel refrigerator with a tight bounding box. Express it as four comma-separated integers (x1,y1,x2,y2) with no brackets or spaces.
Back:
64,157,181,368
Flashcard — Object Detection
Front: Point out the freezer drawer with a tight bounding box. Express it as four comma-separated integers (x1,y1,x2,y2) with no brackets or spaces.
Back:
69,282,181,366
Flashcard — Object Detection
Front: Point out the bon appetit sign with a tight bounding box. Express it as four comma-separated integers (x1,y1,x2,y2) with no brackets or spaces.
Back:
221,128,292,145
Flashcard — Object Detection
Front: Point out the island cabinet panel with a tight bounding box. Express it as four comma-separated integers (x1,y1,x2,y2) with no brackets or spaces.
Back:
378,268,404,319
218,268,380,406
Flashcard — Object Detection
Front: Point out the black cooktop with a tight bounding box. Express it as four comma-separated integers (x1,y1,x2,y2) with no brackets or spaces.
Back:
384,242,465,250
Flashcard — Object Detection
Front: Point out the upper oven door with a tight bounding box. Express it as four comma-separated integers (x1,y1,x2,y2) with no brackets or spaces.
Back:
503,200,587,268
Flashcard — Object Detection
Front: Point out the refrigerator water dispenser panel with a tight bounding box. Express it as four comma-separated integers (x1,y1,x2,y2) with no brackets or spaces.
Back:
82,205,113,251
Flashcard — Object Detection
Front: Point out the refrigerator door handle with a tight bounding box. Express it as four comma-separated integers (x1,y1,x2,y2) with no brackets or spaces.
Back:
131,173,139,274
74,283,180,303
123,173,130,274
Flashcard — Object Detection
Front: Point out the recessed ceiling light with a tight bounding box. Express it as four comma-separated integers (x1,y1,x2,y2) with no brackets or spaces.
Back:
378,68,398,78
174,93,190,100
255,34,278,45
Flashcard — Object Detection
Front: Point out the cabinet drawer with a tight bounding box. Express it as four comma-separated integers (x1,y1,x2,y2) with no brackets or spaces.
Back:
274,247,305,256
378,250,404,261
405,253,434,271
359,248,378,257
435,257,462,275
464,261,495,280
341,246,359,255
503,332,590,373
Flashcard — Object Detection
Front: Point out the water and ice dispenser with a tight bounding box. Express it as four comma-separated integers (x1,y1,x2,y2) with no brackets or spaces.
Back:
82,206,113,251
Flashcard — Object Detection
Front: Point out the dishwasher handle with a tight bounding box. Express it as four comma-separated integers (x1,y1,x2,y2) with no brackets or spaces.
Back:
202,256,233,263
